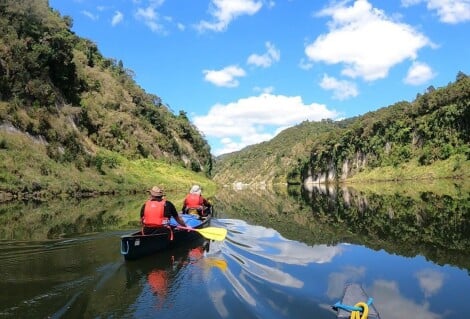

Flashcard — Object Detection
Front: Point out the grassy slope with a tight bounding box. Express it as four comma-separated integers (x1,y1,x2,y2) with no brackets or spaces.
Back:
347,155,469,183
0,129,216,199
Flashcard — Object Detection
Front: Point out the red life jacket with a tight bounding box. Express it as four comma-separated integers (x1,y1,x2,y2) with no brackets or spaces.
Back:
185,193,203,209
143,199,169,227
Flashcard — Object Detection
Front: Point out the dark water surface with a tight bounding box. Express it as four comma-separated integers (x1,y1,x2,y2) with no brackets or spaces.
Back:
0,182,469,318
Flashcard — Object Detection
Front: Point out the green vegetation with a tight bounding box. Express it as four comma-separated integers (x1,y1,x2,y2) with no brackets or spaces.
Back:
214,73,470,185
0,129,216,199
213,119,340,185
0,0,214,198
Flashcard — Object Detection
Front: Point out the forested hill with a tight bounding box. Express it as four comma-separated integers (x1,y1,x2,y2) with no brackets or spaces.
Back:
213,73,470,186
0,0,213,198
212,120,342,186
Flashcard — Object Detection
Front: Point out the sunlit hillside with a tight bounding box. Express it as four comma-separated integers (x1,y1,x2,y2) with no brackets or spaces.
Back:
0,0,214,199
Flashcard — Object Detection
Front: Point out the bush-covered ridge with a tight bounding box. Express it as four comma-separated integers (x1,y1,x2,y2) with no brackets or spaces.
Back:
214,73,470,185
0,0,214,198
300,73,469,183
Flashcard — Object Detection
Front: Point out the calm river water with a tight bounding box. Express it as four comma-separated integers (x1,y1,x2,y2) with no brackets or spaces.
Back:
0,181,469,318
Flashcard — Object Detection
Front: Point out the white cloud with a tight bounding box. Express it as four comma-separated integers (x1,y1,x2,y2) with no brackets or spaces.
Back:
203,65,246,87
305,0,432,81
253,86,275,94
135,4,166,33
404,61,436,85
247,42,280,68
193,94,339,155
196,0,263,32
81,10,98,21
402,0,470,24
320,74,359,100
111,11,123,26
298,58,314,70
427,0,470,23
177,22,185,31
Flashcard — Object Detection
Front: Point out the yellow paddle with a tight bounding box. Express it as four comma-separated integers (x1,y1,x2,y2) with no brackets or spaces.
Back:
178,226,227,241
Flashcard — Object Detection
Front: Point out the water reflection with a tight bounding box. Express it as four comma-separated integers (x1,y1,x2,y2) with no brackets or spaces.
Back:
303,181,470,271
215,180,470,272
0,181,469,318
213,181,470,318
0,191,194,241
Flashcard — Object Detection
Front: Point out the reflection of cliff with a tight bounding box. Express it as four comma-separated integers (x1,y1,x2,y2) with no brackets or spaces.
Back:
214,182,470,272
214,186,349,246
302,183,470,271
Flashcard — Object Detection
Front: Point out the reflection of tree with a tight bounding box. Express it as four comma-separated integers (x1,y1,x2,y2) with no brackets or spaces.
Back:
214,186,348,245
214,183,470,273
0,195,144,240
302,184,470,272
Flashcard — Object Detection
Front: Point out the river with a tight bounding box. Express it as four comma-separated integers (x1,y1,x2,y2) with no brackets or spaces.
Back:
0,180,469,318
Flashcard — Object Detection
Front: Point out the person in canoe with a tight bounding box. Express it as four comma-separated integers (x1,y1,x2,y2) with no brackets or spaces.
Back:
140,186,188,234
182,184,212,218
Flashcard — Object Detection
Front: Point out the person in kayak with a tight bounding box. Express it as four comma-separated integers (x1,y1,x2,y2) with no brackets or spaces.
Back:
182,184,212,217
140,186,188,234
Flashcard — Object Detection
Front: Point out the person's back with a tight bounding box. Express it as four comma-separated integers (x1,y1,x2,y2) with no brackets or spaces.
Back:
182,185,211,217
141,186,188,234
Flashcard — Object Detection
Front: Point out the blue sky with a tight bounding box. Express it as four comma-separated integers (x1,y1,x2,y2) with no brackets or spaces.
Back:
49,0,470,156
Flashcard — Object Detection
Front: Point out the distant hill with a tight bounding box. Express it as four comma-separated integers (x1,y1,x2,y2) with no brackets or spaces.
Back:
212,120,342,185
0,0,214,198
213,73,470,186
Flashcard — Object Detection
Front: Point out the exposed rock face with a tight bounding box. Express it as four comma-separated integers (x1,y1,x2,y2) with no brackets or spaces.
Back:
303,150,369,185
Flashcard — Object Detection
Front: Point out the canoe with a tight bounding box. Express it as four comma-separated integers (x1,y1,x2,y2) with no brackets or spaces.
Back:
120,213,211,261
333,283,381,319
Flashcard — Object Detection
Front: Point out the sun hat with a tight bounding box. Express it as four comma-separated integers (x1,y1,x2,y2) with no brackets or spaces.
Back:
190,185,201,194
149,186,164,197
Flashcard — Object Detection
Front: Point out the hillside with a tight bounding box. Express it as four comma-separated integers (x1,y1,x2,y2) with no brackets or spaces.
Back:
0,0,214,199
214,73,470,186
212,120,343,186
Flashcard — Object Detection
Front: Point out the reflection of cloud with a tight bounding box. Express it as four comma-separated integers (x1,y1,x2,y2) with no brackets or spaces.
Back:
239,254,304,288
371,280,441,319
415,269,445,298
208,289,229,318
225,220,343,265
327,266,366,299
223,265,257,306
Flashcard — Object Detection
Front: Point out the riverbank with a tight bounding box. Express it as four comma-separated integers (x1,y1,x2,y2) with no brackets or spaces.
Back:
0,154,216,203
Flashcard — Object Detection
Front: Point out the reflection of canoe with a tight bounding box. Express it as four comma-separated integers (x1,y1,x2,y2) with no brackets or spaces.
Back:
123,236,211,303
120,214,211,261
334,283,381,319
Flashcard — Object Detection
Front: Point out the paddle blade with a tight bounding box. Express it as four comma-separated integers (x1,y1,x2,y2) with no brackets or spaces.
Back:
196,227,227,241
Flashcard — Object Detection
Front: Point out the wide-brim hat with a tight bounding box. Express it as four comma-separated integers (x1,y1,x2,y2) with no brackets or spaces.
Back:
149,186,164,197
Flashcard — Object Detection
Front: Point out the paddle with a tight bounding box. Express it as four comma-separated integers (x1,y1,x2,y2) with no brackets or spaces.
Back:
177,226,227,241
